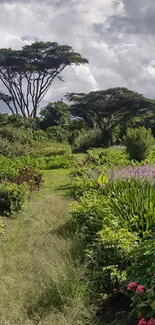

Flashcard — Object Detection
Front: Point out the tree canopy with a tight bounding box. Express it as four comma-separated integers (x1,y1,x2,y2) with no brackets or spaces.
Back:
67,87,155,144
0,41,88,118
40,100,70,129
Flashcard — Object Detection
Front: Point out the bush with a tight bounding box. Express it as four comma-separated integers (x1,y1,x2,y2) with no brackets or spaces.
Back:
46,126,69,143
86,225,137,297
0,182,28,217
127,236,155,286
126,237,155,322
0,156,43,190
87,147,130,167
124,127,153,161
69,190,111,242
69,187,138,297
72,127,102,152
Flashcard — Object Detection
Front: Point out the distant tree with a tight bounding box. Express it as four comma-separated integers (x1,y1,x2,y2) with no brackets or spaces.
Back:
40,101,70,129
0,42,88,118
67,87,155,145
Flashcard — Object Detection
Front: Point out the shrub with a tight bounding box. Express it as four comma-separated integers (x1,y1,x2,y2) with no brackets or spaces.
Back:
8,167,43,192
85,225,138,297
127,276,155,323
0,156,43,190
127,237,155,287
0,182,28,217
72,127,102,152
87,147,130,167
126,237,155,322
46,126,69,143
69,188,138,297
124,127,153,161
69,190,108,239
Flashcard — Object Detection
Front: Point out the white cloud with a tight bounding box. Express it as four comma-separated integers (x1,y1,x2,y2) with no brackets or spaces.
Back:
0,0,155,114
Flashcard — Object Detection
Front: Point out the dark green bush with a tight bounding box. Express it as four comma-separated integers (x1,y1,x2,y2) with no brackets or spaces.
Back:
0,182,28,217
124,127,153,161
72,127,102,152
46,126,69,143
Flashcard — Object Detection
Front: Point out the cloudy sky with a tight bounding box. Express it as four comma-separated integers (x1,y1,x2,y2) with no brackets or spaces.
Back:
1,0,155,113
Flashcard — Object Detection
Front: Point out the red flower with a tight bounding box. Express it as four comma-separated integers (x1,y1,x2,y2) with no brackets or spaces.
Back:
136,285,145,293
138,319,147,325
148,318,155,325
127,282,138,290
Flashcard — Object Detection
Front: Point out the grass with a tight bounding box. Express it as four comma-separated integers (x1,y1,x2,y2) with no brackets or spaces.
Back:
0,168,98,325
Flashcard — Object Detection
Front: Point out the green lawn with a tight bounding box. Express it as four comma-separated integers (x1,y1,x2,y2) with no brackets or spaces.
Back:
0,168,97,325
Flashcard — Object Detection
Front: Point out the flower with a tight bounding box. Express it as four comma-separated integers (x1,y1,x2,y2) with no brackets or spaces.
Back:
136,285,145,293
138,319,147,325
148,318,155,325
127,282,138,290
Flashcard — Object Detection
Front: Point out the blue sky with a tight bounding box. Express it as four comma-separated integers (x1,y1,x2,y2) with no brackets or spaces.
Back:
1,0,155,113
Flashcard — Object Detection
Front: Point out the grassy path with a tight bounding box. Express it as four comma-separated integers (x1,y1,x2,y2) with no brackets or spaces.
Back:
0,169,95,325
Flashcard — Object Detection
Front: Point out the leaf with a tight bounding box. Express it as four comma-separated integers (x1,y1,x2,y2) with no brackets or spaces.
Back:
151,300,155,310
98,174,108,187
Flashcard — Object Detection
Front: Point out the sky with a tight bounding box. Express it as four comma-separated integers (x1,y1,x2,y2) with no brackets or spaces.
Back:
1,0,155,113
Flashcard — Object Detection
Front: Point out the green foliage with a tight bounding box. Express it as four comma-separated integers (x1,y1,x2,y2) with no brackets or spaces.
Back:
0,113,39,129
69,186,139,297
40,101,70,130
69,190,110,241
0,182,28,217
67,87,154,146
87,147,131,167
72,127,102,152
104,178,155,237
86,225,137,297
0,155,73,185
46,126,69,143
0,124,72,157
127,237,155,286
127,273,155,321
0,125,40,157
124,127,154,161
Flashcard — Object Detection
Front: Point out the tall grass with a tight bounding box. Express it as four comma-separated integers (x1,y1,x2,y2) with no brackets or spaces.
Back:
0,170,98,325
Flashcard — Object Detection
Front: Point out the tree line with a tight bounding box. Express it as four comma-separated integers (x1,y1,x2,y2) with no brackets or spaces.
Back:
0,40,155,149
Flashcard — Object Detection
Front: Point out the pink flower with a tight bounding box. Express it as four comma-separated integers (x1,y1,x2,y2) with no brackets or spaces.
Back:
148,318,155,325
138,319,147,325
127,282,138,290
136,285,145,293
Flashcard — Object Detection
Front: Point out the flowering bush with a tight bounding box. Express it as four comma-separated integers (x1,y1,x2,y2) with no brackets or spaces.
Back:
138,318,155,325
127,276,155,324
108,164,155,184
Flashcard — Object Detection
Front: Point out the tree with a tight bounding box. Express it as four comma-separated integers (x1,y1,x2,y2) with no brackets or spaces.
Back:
0,42,88,118
67,87,155,145
40,100,70,129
